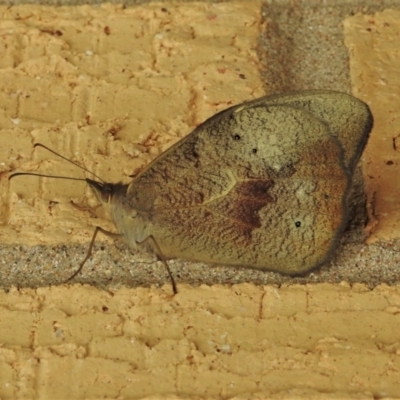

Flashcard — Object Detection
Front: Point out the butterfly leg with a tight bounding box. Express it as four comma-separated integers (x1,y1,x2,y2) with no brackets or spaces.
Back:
137,235,177,295
66,227,122,282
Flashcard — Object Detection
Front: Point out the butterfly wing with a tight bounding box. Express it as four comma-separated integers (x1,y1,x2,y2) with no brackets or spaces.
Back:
257,90,373,173
126,91,372,274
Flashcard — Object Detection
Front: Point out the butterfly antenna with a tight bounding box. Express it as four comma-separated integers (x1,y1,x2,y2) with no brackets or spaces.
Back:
33,143,105,183
8,172,88,182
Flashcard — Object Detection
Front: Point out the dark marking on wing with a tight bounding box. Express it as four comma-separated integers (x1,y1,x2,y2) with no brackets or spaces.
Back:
206,178,274,239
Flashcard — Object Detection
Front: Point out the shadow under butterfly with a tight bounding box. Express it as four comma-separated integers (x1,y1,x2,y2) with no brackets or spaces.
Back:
10,90,373,294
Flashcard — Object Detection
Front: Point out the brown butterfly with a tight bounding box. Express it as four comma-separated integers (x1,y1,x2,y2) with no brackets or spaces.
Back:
10,90,373,293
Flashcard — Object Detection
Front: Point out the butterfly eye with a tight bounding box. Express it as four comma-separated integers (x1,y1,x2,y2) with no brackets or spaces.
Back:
100,185,114,203
295,221,302,228
252,148,258,154
101,191,109,203
233,134,241,140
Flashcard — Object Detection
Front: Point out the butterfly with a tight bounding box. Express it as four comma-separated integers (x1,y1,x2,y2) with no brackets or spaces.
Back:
10,90,373,293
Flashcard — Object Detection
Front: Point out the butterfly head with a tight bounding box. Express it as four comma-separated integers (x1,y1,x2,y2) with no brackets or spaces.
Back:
86,179,127,205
